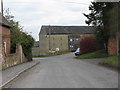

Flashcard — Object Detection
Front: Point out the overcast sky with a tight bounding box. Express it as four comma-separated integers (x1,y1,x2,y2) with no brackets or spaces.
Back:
3,0,93,41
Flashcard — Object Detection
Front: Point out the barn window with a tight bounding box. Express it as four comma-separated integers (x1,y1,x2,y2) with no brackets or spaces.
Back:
76,38,79,41
70,39,73,42
70,45,73,48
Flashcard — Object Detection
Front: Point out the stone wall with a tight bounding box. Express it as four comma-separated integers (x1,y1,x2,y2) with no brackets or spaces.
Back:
49,35,68,51
32,47,40,56
2,44,27,70
39,29,49,55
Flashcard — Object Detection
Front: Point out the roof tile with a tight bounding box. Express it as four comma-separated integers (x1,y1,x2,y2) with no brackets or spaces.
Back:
40,25,96,35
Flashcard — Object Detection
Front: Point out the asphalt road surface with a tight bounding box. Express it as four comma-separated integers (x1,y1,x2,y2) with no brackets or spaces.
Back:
6,53,118,88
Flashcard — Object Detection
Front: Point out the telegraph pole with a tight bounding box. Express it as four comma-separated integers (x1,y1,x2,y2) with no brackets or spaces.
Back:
1,0,3,16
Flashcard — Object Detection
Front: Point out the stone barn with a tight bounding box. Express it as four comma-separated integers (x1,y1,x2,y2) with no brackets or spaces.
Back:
38,25,95,56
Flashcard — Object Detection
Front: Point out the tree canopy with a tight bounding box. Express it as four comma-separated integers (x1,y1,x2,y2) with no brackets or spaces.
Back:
4,9,35,61
84,2,119,53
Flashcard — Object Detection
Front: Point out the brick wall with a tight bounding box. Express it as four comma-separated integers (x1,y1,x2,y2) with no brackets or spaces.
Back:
0,24,2,81
0,26,2,62
108,37,117,55
1,26,11,54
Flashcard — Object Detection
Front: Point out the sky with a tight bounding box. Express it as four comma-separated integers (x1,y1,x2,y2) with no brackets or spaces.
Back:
3,0,93,41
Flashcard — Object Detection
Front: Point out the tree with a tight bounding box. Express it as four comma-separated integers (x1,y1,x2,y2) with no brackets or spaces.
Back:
4,9,35,61
83,2,104,26
21,32,34,61
83,2,117,54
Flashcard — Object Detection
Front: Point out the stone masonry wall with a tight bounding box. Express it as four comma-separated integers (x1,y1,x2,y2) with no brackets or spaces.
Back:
2,44,27,70
32,47,40,56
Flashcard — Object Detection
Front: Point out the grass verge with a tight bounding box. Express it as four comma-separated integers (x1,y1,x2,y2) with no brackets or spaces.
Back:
77,49,107,59
99,55,120,69
0,64,2,70
33,51,71,57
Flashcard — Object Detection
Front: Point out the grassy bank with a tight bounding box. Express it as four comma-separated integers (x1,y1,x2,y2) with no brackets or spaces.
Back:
76,49,119,70
0,64,2,70
99,55,120,69
33,51,71,57
77,49,107,59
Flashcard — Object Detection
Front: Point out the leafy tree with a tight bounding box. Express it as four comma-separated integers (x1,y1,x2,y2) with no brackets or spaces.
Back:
10,21,23,53
83,2,104,26
4,9,35,61
84,2,118,53
21,32,34,61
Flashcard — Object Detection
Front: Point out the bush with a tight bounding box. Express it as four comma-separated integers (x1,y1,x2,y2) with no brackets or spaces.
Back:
21,32,35,61
80,36,101,54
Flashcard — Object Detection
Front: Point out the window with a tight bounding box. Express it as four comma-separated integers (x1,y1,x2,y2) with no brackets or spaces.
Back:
44,35,47,38
76,38,79,41
70,45,73,48
70,39,73,42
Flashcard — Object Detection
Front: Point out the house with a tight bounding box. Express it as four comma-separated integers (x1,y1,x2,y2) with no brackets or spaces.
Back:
0,13,11,63
0,13,28,69
38,25,95,56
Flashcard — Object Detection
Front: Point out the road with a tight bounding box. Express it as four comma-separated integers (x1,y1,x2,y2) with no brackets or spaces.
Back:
5,53,118,88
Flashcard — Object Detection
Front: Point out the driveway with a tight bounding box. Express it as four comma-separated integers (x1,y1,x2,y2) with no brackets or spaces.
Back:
5,53,118,88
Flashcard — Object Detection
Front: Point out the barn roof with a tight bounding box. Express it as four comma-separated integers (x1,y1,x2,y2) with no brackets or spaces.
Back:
40,25,96,35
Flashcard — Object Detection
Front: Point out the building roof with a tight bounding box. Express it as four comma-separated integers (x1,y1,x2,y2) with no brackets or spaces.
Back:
40,25,96,35
0,13,11,28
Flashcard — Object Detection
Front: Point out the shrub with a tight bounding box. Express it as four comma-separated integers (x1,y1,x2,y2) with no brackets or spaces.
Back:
21,32,35,61
80,36,101,54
